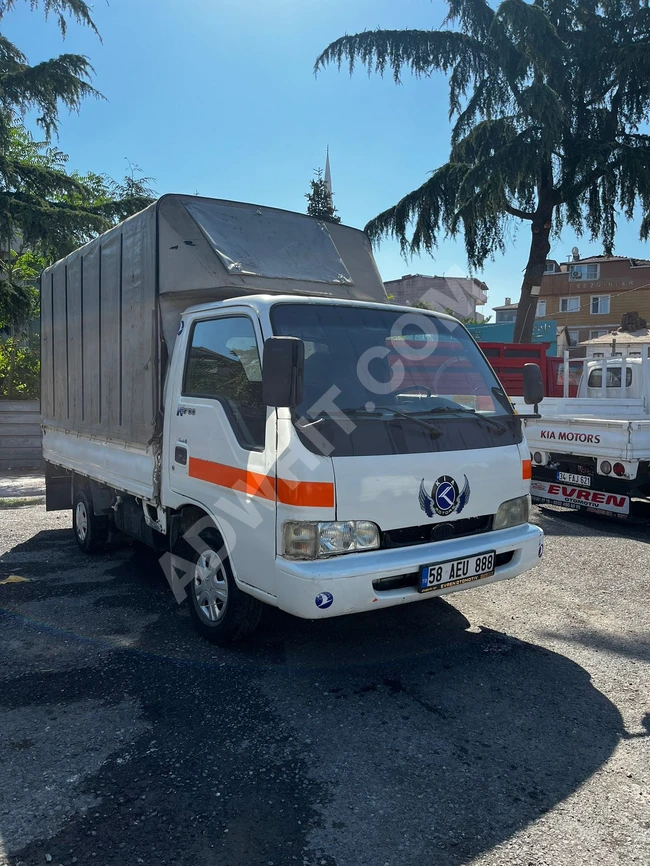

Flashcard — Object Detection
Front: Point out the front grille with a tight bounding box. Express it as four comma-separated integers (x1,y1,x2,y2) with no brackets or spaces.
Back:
381,515,493,549
373,573,419,591
495,551,514,567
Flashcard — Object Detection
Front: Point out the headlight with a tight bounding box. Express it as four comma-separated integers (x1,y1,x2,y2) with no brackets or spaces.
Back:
493,495,530,530
283,520,380,558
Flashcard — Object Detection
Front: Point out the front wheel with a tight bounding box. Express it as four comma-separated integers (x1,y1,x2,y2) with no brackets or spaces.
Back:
73,489,108,553
181,526,263,645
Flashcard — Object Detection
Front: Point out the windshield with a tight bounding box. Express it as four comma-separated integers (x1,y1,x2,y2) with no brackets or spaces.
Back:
271,303,522,457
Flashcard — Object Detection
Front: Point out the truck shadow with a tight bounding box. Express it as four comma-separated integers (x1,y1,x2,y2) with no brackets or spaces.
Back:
535,503,650,544
231,603,632,864
0,529,634,866
538,626,650,665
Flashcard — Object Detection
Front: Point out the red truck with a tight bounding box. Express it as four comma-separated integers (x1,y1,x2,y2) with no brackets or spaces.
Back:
479,343,581,398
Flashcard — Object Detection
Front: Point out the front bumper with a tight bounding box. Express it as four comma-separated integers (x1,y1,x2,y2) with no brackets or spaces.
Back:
271,522,543,619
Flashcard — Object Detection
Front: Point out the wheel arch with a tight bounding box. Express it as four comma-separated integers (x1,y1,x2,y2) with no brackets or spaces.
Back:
170,503,238,577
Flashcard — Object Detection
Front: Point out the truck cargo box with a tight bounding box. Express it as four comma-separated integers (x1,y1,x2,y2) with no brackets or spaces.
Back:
41,194,387,449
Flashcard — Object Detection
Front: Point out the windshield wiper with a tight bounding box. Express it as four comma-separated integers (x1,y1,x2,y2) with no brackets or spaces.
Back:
412,405,510,432
491,386,513,414
339,406,442,436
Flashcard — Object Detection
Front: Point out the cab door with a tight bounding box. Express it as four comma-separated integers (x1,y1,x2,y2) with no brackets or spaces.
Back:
167,310,278,600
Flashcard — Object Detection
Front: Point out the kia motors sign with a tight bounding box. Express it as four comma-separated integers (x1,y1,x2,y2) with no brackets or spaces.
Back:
531,480,629,514
539,430,601,444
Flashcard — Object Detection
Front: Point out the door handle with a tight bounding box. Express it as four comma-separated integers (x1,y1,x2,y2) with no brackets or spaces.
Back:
174,445,188,466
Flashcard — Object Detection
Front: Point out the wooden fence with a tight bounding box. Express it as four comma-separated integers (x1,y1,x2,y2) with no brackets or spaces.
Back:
0,400,42,471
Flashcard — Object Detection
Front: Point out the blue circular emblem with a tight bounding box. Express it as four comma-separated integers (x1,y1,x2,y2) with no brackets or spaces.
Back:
432,476,459,516
315,592,333,610
435,482,456,510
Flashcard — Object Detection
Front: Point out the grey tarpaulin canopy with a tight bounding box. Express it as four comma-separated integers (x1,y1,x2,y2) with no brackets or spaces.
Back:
40,194,387,447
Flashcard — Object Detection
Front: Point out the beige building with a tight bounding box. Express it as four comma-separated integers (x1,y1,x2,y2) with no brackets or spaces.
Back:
580,326,650,359
493,298,519,323
384,273,488,320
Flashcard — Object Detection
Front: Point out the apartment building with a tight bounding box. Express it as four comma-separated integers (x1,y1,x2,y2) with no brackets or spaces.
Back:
492,298,518,323
384,273,488,320
539,254,650,346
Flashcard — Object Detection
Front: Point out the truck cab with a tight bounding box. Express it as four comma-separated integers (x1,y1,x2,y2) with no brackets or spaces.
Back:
580,357,642,399
161,294,542,636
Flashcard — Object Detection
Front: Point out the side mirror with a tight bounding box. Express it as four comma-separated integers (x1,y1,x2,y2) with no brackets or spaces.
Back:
523,363,544,409
262,337,304,408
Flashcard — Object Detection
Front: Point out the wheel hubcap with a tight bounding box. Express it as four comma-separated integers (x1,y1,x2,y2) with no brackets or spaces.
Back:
193,549,228,622
75,501,88,542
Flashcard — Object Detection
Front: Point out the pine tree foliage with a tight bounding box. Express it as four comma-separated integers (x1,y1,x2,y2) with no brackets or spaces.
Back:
0,17,100,142
0,0,99,38
0,0,154,396
305,167,341,222
0,124,155,260
0,1,154,261
316,0,650,342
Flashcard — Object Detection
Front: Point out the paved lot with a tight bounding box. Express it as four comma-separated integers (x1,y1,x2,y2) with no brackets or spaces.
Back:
0,499,648,866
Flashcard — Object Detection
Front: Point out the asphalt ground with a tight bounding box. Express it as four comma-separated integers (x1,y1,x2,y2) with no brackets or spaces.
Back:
0,500,648,866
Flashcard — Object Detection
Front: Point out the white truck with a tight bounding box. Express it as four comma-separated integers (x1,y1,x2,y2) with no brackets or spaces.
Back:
41,194,543,643
517,353,650,519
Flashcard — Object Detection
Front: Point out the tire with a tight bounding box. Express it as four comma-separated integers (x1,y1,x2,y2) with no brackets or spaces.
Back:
73,489,108,554
181,526,263,645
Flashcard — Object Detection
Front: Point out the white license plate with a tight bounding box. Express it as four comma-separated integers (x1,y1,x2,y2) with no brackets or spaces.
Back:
419,551,495,593
557,471,591,486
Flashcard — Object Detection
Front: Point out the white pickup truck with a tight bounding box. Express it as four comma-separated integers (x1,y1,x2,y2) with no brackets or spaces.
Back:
515,354,650,518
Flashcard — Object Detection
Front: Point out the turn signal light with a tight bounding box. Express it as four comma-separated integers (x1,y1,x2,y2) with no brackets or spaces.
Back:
613,462,626,477
600,460,612,475
522,459,532,479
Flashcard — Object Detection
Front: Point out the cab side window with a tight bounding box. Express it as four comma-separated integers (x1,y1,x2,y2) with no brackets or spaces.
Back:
183,316,266,449
587,367,633,388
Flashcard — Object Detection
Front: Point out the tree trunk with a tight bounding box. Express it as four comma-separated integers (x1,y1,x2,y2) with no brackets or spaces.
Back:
6,339,17,399
513,212,552,344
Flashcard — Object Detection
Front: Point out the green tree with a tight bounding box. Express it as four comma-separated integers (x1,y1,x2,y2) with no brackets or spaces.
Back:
0,127,155,395
305,167,341,223
0,122,155,267
316,0,650,342
0,0,99,38
444,308,492,324
0,124,154,259
0,1,155,396
0,0,100,143
0,247,44,397
0,1,154,258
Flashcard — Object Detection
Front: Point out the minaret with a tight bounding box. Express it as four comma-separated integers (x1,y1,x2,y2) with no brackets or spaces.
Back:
324,146,333,203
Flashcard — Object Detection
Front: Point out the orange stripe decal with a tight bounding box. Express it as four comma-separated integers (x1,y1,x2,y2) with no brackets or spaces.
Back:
189,458,275,500
522,459,532,480
188,457,334,507
277,478,335,508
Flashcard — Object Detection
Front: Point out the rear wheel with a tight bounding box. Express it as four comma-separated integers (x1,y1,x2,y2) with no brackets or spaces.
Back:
182,526,263,644
73,489,108,553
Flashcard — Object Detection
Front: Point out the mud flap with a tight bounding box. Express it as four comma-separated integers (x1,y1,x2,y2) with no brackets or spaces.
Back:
45,461,72,511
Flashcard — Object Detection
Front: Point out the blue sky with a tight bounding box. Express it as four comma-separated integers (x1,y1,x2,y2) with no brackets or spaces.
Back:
4,0,649,314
